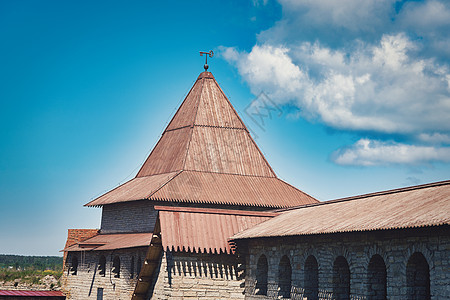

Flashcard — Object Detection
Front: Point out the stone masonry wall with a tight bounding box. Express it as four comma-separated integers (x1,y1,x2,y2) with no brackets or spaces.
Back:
100,201,157,234
150,251,246,299
243,226,449,300
61,247,147,300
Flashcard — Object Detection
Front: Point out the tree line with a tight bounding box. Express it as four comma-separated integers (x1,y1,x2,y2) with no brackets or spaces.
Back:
0,254,63,271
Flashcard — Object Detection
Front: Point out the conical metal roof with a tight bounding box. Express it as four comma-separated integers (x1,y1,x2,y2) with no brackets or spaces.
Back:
86,72,317,208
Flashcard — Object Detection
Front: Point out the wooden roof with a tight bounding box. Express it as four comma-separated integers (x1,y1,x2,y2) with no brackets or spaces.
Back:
231,180,450,240
86,72,317,208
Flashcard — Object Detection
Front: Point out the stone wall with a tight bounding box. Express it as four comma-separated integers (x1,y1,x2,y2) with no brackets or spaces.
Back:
100,201,157,233
242,226,449,300
61,247,147,300
150,251,246,299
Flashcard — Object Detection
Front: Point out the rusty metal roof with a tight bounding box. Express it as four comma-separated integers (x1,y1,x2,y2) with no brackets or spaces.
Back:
157,206,277,254
86,170,316,207
136,72,274,178
86,71,318,208
0,290,65,297
62,232,153,252
232,180,450,240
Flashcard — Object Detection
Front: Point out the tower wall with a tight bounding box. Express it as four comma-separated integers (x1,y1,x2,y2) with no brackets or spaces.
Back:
61,248,147,300
100,201,157,234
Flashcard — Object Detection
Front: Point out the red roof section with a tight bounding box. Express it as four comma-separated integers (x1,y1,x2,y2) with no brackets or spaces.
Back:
63,232,152,252
0,290,65,297
63,229,98,263
86,72,318,208
87,171,316,208
232,180,450,240
157,206,277,254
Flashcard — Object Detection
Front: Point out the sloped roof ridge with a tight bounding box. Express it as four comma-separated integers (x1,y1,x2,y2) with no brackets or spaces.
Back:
181,77,204,171
275,179,450,213
154,205,279,217
164,75,201,131
180,168,277,178
211,77,276,177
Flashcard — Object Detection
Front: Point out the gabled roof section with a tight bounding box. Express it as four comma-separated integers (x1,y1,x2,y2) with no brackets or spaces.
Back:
136,71,275,178
86,71,318,208
231,180,450,240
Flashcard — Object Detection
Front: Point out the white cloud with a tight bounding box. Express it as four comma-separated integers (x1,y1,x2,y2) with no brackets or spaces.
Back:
398,0,450,31
418,133,450,144
221,0,450,166
223,36,450,134
333,139,450,166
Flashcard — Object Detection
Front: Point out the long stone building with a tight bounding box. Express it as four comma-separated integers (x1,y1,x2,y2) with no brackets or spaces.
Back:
62,68,450,299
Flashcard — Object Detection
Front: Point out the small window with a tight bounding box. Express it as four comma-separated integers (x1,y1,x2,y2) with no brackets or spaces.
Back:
70,255,78,275
137,257,142,275
97,287,103,300
130,256,135,279
98,255,106,277
112,256,120,278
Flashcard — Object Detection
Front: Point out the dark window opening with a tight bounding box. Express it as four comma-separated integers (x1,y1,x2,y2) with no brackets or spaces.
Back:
70,255,78,275
137,257,142,276
112,256,120,278
304,255,319,300
278,255,292,298
406,252,430,300
333,256,350,300
98,255,106,277
96,287,103,300
255,254,268,295
367,254,386,300
130,256,135,279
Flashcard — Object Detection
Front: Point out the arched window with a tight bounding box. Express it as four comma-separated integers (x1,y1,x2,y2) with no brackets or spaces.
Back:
304,255,318,300
130,256,135,279
112,256,120,278
70,255,78,275
406,252,430,300
278,255,292,298
333,256,350,300
255,254,268,295
367,254,386,300
98,255,106,277
137,257,142,276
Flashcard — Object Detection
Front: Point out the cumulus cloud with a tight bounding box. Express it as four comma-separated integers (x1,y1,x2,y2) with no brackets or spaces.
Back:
332,139,450,166
221,0,450,166
224,37,450,134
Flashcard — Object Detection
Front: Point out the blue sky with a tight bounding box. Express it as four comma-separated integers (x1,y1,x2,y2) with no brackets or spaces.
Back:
0,0,449,256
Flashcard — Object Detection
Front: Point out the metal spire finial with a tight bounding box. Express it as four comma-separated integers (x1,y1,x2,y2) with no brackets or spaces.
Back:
200,50,214,71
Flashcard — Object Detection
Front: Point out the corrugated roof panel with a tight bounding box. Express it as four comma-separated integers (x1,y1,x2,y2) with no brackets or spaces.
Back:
63,232,152,251
86,172,179,206
136,127,192,177
185,126,275,177
151,171,317,208
0,290,65,296
165,74,203,131
195,78,245,129
232,181,450,240
158,207,275,254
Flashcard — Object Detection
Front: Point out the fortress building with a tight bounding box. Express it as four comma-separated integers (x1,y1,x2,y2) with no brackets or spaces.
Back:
62,67,449,300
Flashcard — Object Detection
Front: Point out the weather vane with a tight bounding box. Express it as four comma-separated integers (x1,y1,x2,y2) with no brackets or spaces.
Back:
200,50,214,71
